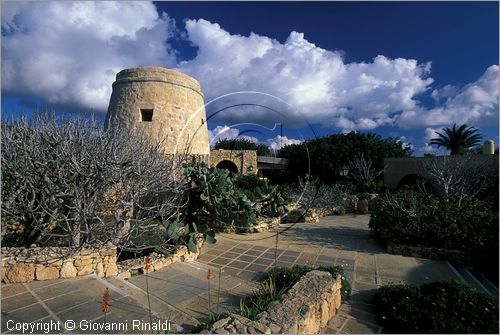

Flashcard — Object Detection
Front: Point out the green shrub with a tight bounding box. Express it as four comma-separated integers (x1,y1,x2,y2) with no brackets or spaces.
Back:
282,178,355,213
355,179,385,194
376,280,499,333
233,174,268,201
184,163,256,230
369,187,498,251
184,163,288,231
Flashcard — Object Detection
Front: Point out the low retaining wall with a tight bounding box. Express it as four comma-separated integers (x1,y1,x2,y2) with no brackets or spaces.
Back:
217,217,281,234
206,270,342,334
2,234,205,283
117,235,204,279
387,244,472,264
238,217,281,233
1,245,118,283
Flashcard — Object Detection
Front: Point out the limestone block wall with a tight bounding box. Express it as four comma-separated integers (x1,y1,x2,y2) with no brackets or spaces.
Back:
1,236,205,283
207,270,342,334
105,67,210,156
210,149,258,175
116,234,205,279
1,246,118,283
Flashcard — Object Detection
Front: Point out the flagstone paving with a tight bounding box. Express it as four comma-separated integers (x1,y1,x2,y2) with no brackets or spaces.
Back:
1,214,462,334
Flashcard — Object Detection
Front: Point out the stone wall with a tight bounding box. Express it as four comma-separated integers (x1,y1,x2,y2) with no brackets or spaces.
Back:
116,234,205,279
2,235,204,283
206,271,342,334
1,245,118,283
105,67,210,156
210,149,258,175
237,217,280,233
384,155,499,190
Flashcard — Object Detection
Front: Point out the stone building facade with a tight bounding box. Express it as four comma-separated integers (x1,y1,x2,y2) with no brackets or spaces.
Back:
105,67,210,156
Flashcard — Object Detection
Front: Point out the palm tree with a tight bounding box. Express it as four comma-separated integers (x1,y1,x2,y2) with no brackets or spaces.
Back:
430,124,482,155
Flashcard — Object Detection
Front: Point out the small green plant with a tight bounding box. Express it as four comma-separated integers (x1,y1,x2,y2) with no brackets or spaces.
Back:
376,280,499,333
251,278,283,311
237,298,260,320
234,278,283,320
233,264,352,321
186,313,223,335
233,174,268,201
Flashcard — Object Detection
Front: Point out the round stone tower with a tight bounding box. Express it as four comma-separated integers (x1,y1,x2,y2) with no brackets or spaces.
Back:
105,67,210,156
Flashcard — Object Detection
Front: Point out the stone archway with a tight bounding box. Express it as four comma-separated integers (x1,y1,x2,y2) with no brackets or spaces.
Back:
210,149,257,175
216,160,238,174
397,174,423,189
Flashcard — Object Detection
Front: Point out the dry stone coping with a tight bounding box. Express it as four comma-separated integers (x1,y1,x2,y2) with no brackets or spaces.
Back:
215,217,280,234
1,244,119,283
2,233,205,283
117,233,205,279
237,217,281,233
281,194,380,224
205,270,342,334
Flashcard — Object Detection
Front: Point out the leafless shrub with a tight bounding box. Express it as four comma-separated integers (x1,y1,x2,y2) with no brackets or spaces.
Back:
422,155,490,205
1,114,189,254
348,153,383,183
285,177,354,210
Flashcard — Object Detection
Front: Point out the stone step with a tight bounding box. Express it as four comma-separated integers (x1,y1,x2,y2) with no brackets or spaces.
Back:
447,261,498,296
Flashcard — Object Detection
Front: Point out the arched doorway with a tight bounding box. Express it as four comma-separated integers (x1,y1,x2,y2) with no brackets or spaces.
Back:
397,174,436,194
216,160,238,174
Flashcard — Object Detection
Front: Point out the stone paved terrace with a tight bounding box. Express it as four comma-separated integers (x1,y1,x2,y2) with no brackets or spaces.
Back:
1,214,462,334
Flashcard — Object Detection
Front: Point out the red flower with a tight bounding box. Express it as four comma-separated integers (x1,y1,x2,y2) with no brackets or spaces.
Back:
102,288,110,314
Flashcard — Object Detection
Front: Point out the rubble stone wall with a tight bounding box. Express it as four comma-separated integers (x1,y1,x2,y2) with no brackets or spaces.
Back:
1,235,204,283
207,270,342,334
1,246,118,283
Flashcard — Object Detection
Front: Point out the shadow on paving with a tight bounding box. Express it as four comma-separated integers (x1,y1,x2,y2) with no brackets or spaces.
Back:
280,224,385,253
1,214,466,334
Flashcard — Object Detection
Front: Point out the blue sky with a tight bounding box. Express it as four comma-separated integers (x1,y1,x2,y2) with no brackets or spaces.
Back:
2,1,499,155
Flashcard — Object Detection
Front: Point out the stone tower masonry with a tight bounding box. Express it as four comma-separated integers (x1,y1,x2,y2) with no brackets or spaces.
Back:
105,67,210,156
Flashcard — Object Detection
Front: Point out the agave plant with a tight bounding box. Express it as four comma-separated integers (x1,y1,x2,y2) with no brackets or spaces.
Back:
430,124,482,155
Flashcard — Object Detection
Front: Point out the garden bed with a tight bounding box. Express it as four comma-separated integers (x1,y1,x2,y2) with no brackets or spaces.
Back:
386,244,472,264
116,236,204,279
205,270,343,334
376,280,499,333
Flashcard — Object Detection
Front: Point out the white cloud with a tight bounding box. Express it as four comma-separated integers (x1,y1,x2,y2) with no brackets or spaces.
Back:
179,19,435,131
267,135,302,151
431,84,460,103
1,3,498,135
1,1,176,111
418,143,436,154
415,128,450,156
396,136,414,151
398,65,499,128
424,127,440,142
208,125,258,147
